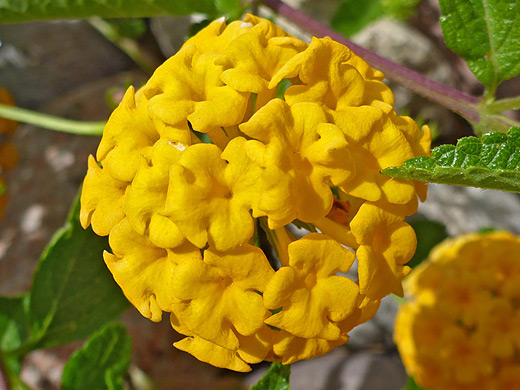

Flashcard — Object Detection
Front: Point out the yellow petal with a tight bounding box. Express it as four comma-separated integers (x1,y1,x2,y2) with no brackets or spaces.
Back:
174,336,252,372
80,155,126,236
264,234,359,339
171,245,274,349
105,218,200,322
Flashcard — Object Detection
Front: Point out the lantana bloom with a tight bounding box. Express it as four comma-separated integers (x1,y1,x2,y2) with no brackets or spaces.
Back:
395,231,520,390
81,15,430,371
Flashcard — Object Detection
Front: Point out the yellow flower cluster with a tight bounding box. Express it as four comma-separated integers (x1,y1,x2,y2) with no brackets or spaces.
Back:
0,88,19,219
395,232,520,390
81,15,430,371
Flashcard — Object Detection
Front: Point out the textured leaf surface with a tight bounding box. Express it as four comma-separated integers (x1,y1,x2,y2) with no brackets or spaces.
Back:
61,322,131,390
439,0,520,90
250,362,291,390
331,0,385,38
0,0,218,23
382,127,520,192
28,195,129,349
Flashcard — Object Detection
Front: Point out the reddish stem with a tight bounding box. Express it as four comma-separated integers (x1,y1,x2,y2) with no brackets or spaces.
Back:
261,0,481,122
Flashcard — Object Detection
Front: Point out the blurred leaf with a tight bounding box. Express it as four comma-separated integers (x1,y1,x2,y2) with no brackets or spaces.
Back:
381,0,422,19
215,0,244,21
382,127,520,193
331,0,385,37
439,0,520,91
61,322,131,390
404,376,424,390
28,194,129,350
0,296,29,353
250,362,291,390
0,0,219,23
110,18,147,39
407,219,448,268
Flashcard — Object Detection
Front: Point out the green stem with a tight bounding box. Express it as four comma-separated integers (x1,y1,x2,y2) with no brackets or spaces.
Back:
0,104,105,136
487,95,520,113
89,18,157,75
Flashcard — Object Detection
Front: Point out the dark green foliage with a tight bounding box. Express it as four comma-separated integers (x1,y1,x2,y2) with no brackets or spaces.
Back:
439,0,520,91
250,362,291,390
61,323,131,390
382,128,520,193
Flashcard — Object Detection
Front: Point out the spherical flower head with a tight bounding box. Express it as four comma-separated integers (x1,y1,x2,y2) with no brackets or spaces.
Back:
79,13,431,373
395,231,520,390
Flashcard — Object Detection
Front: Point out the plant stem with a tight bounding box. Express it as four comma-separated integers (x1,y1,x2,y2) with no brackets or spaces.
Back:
261,0,481,122
487,95,520,113
89,18,157,76
0,104,105,136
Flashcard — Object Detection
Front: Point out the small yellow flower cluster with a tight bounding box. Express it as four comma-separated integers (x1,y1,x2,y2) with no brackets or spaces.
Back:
0,88,19,219
395,232,520,390
81,15,430,371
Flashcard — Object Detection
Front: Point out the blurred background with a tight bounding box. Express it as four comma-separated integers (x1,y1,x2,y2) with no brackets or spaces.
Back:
1,0,520,388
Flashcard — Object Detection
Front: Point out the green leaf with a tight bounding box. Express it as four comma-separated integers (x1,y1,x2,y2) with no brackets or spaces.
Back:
438,0,520,91
61,322,131,390
407,219,448,269
250,362,291,390
27,194,129,350
0,296,29,353
215,0,244,21
404,376,424,390
381,127,520,193
0,0,219,23
331,0,385,38
381,0,422,20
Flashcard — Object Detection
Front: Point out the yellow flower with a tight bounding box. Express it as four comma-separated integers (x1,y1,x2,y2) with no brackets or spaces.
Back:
171,245,274,350
174,335,253,372
144,46,248,136
181,18,251,56
264,233,359,340
395,231,520,390
217,14,307,97
97,87,161,182
350,202,416,304
241,99,354,229
104,218,200,322
80,155,126,236
171,311,275,372
269,37,394,109
273,330,349,365
165,137,261,251
80,14,430,372
124,138,185,249
332,105,430,213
